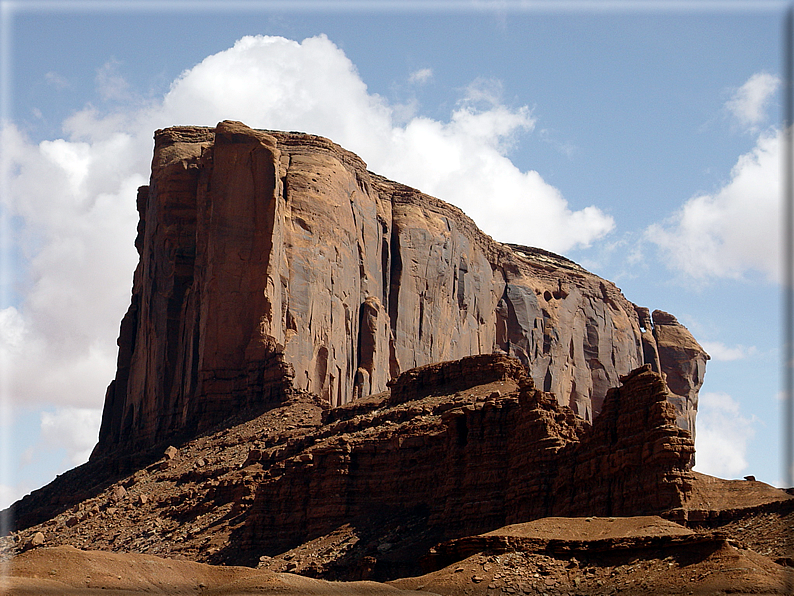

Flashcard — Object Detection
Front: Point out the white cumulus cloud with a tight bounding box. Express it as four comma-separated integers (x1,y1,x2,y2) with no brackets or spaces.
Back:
699,341,756,362
725,72,780,132
131,35,612,250
646,129,780,282
1,123,142,410
694,392,756,478
39,407,103,466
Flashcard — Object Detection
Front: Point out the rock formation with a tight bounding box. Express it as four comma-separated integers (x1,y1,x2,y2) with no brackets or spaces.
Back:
648,309,709,436
94,120,708,460
12,349,790,590
9,355,708,581
236,358,695,570
7,122,789,596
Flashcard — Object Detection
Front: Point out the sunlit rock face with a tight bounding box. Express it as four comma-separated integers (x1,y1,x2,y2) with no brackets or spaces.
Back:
93,120,708,457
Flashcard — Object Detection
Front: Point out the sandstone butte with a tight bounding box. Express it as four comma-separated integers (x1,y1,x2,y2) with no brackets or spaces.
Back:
10,121,794,596
93,119,708,459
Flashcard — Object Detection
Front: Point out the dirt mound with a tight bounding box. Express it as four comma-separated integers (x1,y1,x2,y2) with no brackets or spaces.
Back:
683,471,793,513
482,515,692,541
1,545,429,595
391,531,788,595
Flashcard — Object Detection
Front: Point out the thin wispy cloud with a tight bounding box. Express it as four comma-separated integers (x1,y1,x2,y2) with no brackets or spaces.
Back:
460,76,504,108
725,72,780,133
44,71,69,90
539,128,576,158
95,59,132,102
409,67,433,84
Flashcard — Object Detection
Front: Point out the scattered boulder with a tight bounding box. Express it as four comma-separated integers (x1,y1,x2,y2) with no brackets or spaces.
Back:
21,531,45,551
242,449,262,468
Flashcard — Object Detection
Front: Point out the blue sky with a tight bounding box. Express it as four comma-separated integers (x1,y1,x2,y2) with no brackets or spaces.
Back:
0,1,788,509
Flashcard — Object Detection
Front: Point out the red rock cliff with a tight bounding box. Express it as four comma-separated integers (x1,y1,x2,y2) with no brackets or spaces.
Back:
235,357,695,570
93,121,708,458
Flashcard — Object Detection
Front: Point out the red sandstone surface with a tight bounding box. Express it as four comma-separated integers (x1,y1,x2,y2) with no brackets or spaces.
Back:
3,357,792,593
94,121,707,459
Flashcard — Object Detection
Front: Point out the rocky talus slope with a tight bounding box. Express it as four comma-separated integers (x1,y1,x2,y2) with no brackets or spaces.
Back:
3,356,791,594
94,120,707,458
8,356,696,574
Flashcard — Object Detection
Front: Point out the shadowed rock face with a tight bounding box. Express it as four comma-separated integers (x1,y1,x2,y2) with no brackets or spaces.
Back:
9,355,702,581
236,360,695,571
93,120,708,458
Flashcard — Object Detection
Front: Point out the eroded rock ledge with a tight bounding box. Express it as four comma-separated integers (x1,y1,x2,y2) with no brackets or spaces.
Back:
236,359,694,568
94,120,708,458
9,355,699,581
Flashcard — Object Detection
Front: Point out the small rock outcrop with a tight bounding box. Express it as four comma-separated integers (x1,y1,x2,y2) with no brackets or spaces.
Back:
93,120,708,459
650,309,709,437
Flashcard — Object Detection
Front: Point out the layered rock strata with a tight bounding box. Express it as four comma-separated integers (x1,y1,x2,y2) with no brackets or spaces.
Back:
422,524,726,574
94,120,708,457
235,357,696,573
10,355,699,582
13,355,794,594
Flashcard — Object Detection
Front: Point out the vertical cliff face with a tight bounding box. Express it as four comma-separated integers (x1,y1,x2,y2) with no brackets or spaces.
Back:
94,121,708,458
650,310,709,437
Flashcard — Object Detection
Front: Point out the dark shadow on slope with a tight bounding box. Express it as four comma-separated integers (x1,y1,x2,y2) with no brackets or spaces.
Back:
4,400,284,534
215,506,443,583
